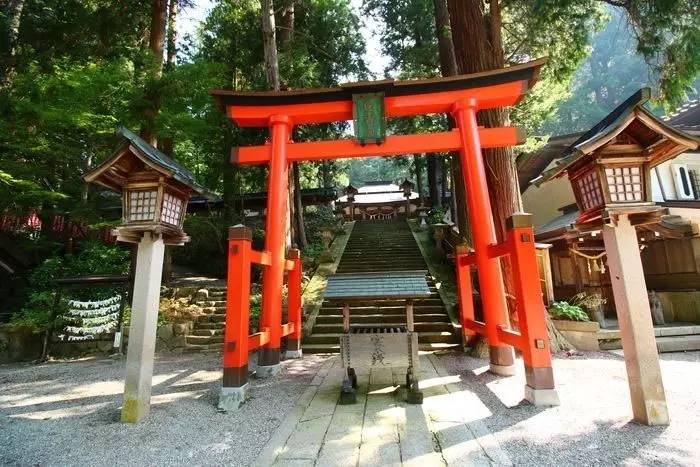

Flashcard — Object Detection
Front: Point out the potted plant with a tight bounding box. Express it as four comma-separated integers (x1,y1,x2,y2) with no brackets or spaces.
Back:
548,293,604,351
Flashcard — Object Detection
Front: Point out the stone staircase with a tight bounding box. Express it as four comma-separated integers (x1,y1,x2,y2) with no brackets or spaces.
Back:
598,323,700,353
184,287,227,352
303,219,460,353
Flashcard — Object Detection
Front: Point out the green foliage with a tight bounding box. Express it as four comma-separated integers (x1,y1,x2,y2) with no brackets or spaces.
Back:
428,206,447,225
171,214,229,277
249,292,261,333
548,301,590,322
303,205,337,244
11,242,130,329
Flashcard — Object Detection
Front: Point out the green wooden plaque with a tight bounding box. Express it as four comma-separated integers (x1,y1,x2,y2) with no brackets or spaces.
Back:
353,93,386,144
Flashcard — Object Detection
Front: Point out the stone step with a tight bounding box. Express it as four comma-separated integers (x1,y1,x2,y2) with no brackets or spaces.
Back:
186,334,224,345
191,328,223,337
315,313,450,324
317,305,446,315
312,322,452,334
196,314,226,323
199,306,226,314
321,298,443,307
303,331,458,345
196,322,225,330
197,300,226,307
184,343,224,353
655,335,700,352
302,342,460,354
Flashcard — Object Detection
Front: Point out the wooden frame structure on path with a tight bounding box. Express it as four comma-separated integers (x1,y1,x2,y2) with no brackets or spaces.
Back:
211,58,559,409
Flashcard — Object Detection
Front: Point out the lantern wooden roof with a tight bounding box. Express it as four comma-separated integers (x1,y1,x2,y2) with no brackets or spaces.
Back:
532,88,698,186
84,127,209,196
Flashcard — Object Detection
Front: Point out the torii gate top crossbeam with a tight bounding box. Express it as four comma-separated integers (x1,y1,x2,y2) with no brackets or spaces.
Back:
210,58,545,128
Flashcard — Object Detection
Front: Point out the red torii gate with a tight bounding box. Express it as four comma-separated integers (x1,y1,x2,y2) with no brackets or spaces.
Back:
211,58,559,410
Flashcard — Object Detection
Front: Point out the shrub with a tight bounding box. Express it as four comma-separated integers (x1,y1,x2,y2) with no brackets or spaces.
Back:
548,301,590,322
12,242,130,329
159,298,203,324
303,205,336,244
428,206,447,224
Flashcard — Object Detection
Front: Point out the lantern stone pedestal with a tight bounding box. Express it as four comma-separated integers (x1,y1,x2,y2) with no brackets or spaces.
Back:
121,232,165,423
318,227,335,263
603,214,669,425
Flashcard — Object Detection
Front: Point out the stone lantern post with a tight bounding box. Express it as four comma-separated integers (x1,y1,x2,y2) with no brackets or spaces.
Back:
84,127,208,423
344,184,358,220
400,178,415,218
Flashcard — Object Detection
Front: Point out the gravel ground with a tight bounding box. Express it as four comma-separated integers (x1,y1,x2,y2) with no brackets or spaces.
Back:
0,352,330,466
2,351,699,466
436,350,700,466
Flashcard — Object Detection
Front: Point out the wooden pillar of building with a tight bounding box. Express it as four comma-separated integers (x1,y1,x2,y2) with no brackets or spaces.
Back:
603,213,669,425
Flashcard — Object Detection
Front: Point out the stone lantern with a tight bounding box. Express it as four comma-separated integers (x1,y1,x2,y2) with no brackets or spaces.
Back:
400,179,415,218
344,184,359,220
84,127,209,423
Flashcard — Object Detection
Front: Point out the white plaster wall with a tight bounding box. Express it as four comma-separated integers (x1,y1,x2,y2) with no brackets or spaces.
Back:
522,176,577,228
652,151,700,201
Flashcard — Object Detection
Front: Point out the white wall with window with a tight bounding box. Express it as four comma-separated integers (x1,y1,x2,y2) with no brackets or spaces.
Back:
652,152,700,202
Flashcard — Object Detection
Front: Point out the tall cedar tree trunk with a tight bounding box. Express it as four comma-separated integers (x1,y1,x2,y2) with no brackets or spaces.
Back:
280,1,307,248
447,0,571,350
414,156,424,204
161,0,178,156
321,161,333,187
141,0,168,146
433,0,470,238
166,0,178,68
447,0,517,322
1,0,25,87
261,0,280,91
427,155,441,208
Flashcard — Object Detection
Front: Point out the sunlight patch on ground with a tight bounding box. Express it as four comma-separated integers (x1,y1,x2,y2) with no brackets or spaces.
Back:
418,374,461,389
9,402,111,420
170,369,220,386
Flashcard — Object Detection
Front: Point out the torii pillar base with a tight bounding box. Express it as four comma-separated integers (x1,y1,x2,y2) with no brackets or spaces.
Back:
218,384,250,412
603,214,669,425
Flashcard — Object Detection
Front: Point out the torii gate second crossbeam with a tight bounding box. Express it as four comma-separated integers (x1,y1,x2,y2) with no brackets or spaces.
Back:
211,58,559,411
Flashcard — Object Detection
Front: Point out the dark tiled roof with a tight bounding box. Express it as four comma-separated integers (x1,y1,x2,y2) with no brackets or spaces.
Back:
663,99,700,135
517,132,582,193
324,271,431,300
117,127,211,196
535,210,580,236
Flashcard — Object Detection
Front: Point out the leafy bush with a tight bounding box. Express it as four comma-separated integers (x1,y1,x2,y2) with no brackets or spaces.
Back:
12,242,130,329
428,206,448,225
171,214,264,277
159,298,203,324
171,214,228,277
548,301,590,322
303,205,337,244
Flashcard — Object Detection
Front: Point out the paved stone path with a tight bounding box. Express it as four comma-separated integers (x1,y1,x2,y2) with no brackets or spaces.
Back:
254,354,511,466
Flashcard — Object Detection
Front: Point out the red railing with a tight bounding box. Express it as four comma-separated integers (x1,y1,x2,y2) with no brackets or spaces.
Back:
222,225,302,389
1,210,116,244
455,213,554,391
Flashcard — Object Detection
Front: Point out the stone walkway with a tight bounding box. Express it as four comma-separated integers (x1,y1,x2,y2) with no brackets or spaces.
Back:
255,354,510,466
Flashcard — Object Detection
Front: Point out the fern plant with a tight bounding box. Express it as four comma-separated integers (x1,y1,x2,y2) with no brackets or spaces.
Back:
548,301,590,322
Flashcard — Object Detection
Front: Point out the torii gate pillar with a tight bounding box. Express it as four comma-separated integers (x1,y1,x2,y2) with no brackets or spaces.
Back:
452,99,515,375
